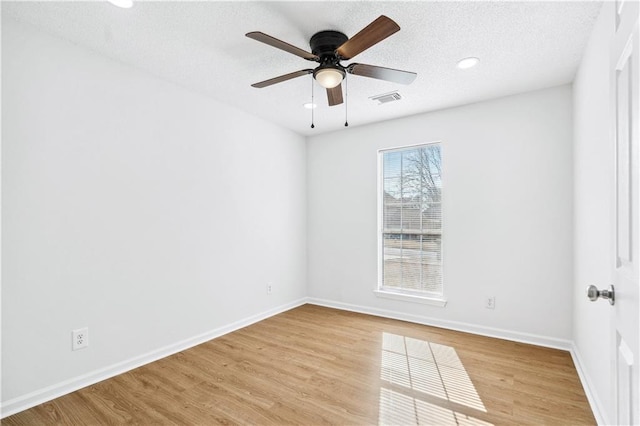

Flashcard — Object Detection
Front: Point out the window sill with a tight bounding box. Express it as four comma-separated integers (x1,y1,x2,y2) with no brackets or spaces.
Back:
374,290,447,307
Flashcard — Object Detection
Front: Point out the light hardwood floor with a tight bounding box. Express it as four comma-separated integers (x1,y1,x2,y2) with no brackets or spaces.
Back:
4,304,595,425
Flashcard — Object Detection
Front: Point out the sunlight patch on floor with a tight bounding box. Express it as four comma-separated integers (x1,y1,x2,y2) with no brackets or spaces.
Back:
379,388,492,426
379,332,490,425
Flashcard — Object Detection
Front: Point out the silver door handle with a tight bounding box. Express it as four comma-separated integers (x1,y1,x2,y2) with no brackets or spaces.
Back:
586,285,615,305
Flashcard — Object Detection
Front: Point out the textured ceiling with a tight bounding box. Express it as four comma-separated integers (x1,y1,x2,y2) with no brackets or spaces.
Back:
3,1,602,136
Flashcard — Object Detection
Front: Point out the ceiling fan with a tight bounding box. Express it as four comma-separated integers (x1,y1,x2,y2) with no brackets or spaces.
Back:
246,15,417,107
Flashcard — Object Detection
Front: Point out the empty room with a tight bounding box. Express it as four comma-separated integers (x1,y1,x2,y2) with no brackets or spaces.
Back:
2,1,639,425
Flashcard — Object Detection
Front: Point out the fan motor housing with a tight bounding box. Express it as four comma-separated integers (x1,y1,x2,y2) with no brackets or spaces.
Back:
310,31,348,63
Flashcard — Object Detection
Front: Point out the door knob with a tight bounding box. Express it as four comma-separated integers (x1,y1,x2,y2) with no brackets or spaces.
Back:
586,285,615,305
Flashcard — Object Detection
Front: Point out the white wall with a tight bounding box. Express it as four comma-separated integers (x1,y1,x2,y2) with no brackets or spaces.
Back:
572,3,613,424
1,18,306,410
307,85,574,345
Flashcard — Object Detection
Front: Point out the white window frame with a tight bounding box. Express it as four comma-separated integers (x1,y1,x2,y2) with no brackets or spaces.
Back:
376,141,447,307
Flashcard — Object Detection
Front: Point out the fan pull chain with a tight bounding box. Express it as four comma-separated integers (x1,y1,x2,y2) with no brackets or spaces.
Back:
311,76,315,129
344,73,349,127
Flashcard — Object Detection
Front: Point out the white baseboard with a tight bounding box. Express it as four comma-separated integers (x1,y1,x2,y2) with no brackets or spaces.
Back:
307,297,573,350
570,342,608,425
0,298,307,419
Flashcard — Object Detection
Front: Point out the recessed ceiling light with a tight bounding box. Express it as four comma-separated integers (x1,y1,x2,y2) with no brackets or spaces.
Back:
457,57,480,69
303,103,317,109
108,0,133,9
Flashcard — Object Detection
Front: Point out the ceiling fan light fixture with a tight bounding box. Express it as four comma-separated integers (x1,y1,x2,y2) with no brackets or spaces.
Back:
314,67,345,89
303,102,317,109
457,57,480,69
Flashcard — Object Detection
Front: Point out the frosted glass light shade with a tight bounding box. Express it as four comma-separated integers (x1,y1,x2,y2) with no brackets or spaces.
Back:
314,68,345,89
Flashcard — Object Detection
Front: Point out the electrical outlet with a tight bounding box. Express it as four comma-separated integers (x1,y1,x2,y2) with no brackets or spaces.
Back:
72,327,89,351
485,296,496,310
267,282,273,295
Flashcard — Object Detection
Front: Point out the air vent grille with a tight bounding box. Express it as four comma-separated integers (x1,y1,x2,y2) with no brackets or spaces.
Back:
370,91,402,104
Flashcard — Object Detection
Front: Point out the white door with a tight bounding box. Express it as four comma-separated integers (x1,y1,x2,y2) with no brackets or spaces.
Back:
611,1,639,424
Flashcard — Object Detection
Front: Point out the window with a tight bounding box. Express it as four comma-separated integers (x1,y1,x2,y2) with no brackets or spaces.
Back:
378,143,443,303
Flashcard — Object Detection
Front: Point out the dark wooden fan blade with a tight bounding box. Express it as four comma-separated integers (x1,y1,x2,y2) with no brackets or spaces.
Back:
246,32,319,61
336,16,400,60
327,84,344,106
251,69,313,88
347,63,417,85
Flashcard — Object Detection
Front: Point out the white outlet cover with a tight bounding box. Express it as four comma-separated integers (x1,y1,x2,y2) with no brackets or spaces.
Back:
72,327,89,351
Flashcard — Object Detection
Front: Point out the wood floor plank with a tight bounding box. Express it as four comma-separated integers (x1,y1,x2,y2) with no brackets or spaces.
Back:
3,304,596,425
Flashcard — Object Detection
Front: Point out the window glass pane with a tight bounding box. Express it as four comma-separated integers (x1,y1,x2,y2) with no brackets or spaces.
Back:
381,144,442,296
383,151,402,178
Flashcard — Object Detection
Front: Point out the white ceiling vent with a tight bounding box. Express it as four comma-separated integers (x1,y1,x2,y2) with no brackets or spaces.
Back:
370,91,402,105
